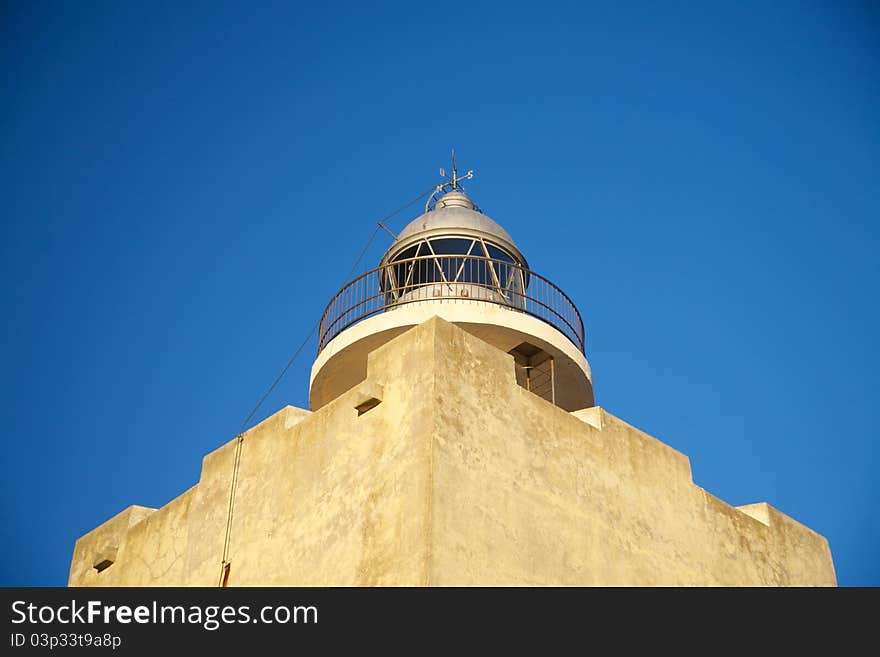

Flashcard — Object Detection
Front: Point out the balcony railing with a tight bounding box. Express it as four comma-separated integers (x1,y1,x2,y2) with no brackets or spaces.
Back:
318,254,585,354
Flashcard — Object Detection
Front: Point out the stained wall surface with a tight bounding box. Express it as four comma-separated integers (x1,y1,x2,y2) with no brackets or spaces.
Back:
69,317,835,586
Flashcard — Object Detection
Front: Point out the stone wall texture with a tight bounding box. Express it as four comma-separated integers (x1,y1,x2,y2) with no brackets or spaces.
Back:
69,317,836,586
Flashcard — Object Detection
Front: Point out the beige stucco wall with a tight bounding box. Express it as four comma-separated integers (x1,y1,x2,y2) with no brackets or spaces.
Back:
310,298,593,411
69,317,835,586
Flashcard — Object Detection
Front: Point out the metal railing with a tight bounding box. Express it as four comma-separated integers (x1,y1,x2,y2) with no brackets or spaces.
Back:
318,254,585,354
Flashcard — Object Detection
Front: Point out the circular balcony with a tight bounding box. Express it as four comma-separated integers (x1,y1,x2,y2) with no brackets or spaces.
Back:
318,254,585,355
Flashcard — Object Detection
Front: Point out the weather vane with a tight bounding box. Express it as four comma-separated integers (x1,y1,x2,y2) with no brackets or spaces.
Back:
427,150,474,211
440,149,473,191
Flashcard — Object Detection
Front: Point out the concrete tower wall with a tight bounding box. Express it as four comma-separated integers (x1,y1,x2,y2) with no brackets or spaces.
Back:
69,318,835,586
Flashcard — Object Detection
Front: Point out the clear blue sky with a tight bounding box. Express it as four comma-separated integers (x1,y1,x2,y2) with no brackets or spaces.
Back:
2,1,877,586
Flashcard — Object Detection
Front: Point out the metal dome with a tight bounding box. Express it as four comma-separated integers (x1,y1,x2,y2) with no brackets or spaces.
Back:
383,191,526,268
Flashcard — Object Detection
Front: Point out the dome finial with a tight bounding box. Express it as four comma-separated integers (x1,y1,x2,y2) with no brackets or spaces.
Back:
450,149,463,190
427,150,475,211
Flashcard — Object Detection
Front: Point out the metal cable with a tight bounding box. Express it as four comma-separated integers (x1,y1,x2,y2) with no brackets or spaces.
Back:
217,184,435,585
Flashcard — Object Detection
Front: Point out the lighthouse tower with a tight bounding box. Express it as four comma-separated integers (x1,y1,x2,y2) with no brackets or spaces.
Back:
68,160,835,588
310,160,594,412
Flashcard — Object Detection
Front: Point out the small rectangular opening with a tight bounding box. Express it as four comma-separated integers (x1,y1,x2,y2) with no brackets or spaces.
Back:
93,559,114,573
355,397,381,416
509,342,556,406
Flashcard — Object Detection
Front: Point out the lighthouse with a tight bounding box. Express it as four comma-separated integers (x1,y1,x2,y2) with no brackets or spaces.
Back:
311,161,594,412
68,160,835,587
